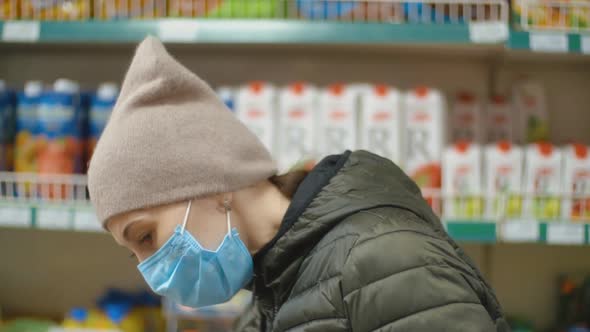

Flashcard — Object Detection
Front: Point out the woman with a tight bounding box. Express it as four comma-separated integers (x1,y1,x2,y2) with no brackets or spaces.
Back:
88,37,508,332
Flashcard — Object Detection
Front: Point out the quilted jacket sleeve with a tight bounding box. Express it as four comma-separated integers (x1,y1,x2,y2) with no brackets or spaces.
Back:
340,211,500,332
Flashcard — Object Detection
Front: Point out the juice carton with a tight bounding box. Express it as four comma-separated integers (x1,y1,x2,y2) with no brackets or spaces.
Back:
96,0,165,19
317,83,358,156
276,82,317,172
297,0,362,19
486,95,513,142
235,81,276,156
404,86,446,210
511,0,589,30
523,143,562,219
561,144,590,221
513,80,549,143
21,0,90,20
451,92,483,144
442,142,483,219
88,83,118,161
0,81,16,171
217,86,235,112
358,84,402,164
483,141,524,219
0,0,18,19
37,79,83,181
15,81,43,174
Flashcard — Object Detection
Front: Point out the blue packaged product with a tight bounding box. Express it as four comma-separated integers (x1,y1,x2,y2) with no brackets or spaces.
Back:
15,81,43,173
217,86,235,112
297,0,359,19
0,81,16,171
88,83,118,160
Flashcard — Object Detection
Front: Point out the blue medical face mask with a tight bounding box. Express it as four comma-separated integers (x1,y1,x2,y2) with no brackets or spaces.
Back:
137,200,254,307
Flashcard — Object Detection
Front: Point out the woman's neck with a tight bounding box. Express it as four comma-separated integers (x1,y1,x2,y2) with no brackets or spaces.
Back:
233,181,290,255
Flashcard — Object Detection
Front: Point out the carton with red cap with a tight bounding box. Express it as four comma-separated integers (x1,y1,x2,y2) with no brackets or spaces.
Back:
277,82,318,172
359,84,402,164
523,143,562,219
404,86,446,210
450,92,483,144
442,142,483,218
317,83,359,157
486,95,513,143
235,81,277,156
561,144,590,221
483,141,523,219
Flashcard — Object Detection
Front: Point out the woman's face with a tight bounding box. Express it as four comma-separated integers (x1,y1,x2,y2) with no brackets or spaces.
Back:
107,196,230,262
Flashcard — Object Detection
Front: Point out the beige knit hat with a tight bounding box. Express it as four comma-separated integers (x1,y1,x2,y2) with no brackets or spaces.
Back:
88,36,277,225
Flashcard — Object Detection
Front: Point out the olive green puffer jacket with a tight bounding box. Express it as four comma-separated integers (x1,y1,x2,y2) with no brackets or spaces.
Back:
236,151,509,332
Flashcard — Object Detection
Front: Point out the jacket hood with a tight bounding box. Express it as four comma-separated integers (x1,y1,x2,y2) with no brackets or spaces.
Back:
255,150,440,297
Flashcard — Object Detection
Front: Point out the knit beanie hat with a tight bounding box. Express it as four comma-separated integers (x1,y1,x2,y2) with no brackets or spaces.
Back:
88,36,277,225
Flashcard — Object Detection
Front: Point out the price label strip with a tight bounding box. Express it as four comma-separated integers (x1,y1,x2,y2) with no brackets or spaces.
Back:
158,21,199,42
581,35,590,55
501,220,539,242
0,205,32,228
37,207,73,230
530,32,568,53
74,209,103,232
469,21,509,44
547,223,585,245
2,21,40,42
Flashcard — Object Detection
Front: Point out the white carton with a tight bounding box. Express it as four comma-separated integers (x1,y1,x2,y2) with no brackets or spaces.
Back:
450,92,483,144
561,144,590,220
235,82,276,155
404,87,446,209
483,141,524,219
276,82,318,172
513,80,549,143
317,84,358,156
523,143,562,219
359,84,402,164
442,142,483,218
486,95,513,143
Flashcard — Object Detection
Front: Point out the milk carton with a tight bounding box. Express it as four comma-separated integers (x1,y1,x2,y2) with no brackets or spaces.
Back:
15,81,43,174
523,143,562,219
442,142,483,218
88,83,118,160
561,144,590,221
404,87,446,209
483,141,523,219
486,95,513,143
235,82,276,155
359,84,402,164
217,86,235,112
514,80,549,143
317,84,358,156
276,83,317,172
451,92,483,144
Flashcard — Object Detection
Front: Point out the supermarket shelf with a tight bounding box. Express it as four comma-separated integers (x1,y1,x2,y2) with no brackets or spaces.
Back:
445,220,590,245
509,30,590,55
0,19,490,44
1,201,589,246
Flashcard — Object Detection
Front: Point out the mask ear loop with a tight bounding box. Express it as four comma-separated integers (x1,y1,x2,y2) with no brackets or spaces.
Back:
224,199,232,237
180,200,192,235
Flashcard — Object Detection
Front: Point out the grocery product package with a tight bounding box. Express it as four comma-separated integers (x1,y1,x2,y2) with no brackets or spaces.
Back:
235,81,277,156
317,83,359,157
87,83,118,163
561,144,590,221
512,0,589,30
217,86,235,112
276,82,317,172
15,81,43,174
167,0,282,18
0,0,18,19
484,141,524,219
358,84,402,165
404,86,446,211
450,92,483,144
95,0,165,19
523,143,562,219
443,142,483,219
514,80,549,143
486,95,514,142
0,81,16,171
21,0,90,20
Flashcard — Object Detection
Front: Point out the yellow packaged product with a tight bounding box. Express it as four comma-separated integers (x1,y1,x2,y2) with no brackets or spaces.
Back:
20,0,90,20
